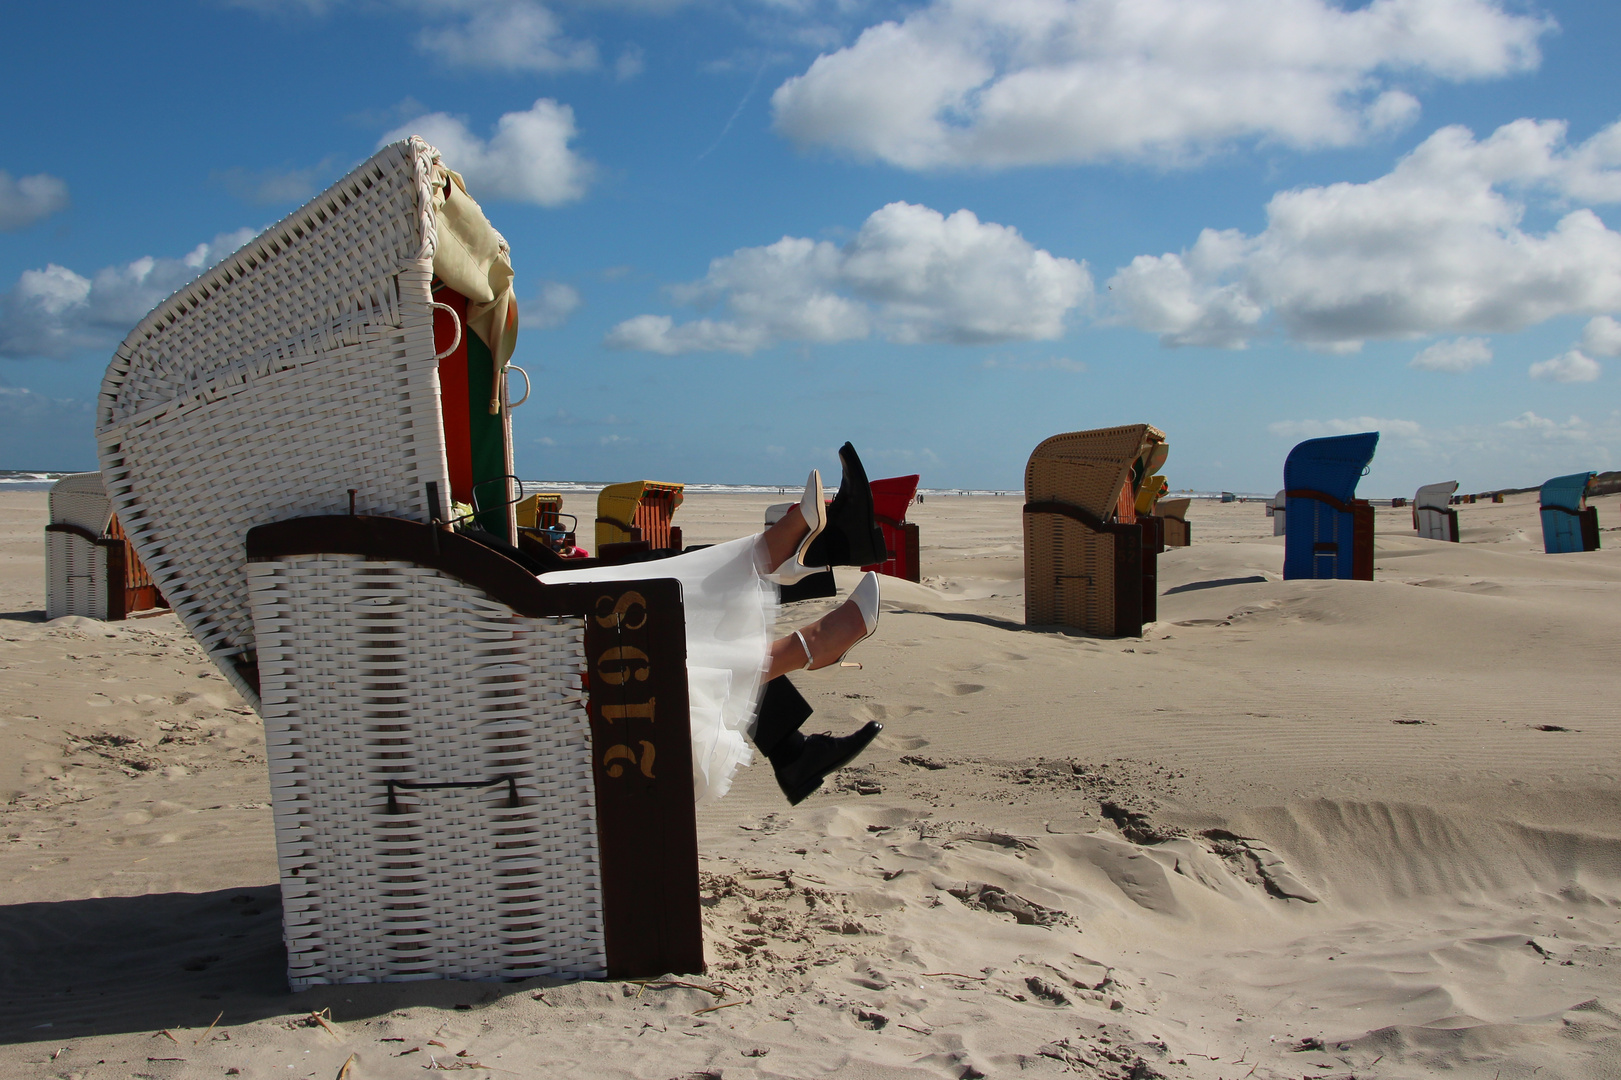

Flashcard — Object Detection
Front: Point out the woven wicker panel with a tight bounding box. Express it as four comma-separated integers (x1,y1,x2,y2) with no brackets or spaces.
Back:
99,313,445,700
248,554,603,988
100,143,428,428
1023,513,1117,634
1024,425,1161,634
45,531,109,620
1025,424,1165,518
96,138,453,705
1415,508,1454,542
49,473,112,534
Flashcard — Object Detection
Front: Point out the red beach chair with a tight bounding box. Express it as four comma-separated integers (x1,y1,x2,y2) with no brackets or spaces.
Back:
862,475,921,582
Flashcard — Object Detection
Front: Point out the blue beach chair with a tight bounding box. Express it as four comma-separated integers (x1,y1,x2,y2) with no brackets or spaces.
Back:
1539,472,1599,553
1282,432,1379,580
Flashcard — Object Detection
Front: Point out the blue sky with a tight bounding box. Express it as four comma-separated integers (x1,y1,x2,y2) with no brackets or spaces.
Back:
3,0,1620,496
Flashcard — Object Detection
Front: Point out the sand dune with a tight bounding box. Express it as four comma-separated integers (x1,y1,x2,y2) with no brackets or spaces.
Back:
2,490,1619,1079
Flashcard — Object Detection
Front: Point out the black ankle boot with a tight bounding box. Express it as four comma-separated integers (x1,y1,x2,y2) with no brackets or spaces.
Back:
803,442,888,568
751,678,883,805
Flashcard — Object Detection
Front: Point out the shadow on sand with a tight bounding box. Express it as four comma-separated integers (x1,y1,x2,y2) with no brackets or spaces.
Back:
1163,575,1269,595
0,886,573,1043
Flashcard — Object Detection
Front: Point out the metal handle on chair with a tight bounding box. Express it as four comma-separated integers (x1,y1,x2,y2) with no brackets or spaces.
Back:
385,774,520,814
429,301,463,361
506,364,531,409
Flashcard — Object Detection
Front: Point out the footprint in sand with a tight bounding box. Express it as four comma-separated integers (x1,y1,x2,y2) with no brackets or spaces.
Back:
853,703,925,723
936,683,986,697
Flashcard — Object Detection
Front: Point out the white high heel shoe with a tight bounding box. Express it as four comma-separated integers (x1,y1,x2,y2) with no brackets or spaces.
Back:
794,571,880,670
769,470,831,585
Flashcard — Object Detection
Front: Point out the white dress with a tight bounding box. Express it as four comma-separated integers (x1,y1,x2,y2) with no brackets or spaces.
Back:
539,534,777,804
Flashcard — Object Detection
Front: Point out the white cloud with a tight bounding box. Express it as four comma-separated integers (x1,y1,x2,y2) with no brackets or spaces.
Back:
1268,416,1422,441
771,0,1549,170
1267,410,1619,490
0,230,255,360
605,202,1091,354
1498,411,1592,446
382,98,594,206
1410,336,1492,373
417,0,597,73
615,44,645,81
1529,349,1601,383
1110,118,1621,351
525,281,582,328
0,171,70,231
1581,315,1621,357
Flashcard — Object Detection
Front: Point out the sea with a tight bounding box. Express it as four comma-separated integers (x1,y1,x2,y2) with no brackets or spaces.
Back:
0,471,1270,502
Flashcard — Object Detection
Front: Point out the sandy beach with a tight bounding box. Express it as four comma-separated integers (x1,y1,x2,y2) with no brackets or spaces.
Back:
3,489,1619,1079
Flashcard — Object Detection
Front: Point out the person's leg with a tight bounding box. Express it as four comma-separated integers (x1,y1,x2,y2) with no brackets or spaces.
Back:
752,675,882,806
761,497,813,573
765,572,879,679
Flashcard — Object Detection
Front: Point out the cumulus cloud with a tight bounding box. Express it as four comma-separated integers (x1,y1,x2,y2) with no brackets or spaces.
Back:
1581,315,1621,357
0,171,70,231
1500,411,1590,439
1410,336,1492,373
1109,118,1621,351
605,202,1091,354
1529,349,1601,383
418,0,597,73
525,281,583,328
1268,416,1423,441
771,0,1549,170
0,230,256,360
1266,410,1618,489
382,99,593,206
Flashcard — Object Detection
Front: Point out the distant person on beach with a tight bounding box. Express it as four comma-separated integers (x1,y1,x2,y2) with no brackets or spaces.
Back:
539,443,889,806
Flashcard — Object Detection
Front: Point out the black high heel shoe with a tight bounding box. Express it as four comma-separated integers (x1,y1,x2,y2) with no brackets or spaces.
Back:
752,677,883,805
803,442,888,568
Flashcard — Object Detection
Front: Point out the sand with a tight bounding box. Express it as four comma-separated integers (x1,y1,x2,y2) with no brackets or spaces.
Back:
2,489,1619,1079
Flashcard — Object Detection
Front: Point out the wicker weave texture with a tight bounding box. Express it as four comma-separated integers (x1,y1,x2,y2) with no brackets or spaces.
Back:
45,532,109,620
1023,514,1118,632
96,139,451,704
248,554,604,988
1024,424,1164,517
1024,425,1162,634
49,473,113,533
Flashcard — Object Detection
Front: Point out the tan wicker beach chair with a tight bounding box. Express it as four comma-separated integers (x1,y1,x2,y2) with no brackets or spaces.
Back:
1157,498,1190,548
1024,424,1164,636
45,471,166,620
96,138,701,987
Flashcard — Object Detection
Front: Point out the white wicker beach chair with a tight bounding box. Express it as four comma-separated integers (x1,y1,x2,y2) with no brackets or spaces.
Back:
45,471,166,620
96,138,701,988
1413,481,1460,542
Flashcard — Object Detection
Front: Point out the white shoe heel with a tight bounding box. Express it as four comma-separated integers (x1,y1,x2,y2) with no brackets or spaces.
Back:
801,571,880,670
769,470,831,585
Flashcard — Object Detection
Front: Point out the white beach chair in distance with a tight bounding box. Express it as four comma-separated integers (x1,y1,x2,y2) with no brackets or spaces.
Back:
96,138,701,988
45,471,167,620
1413,481,1460,542
1272,488,1287,536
